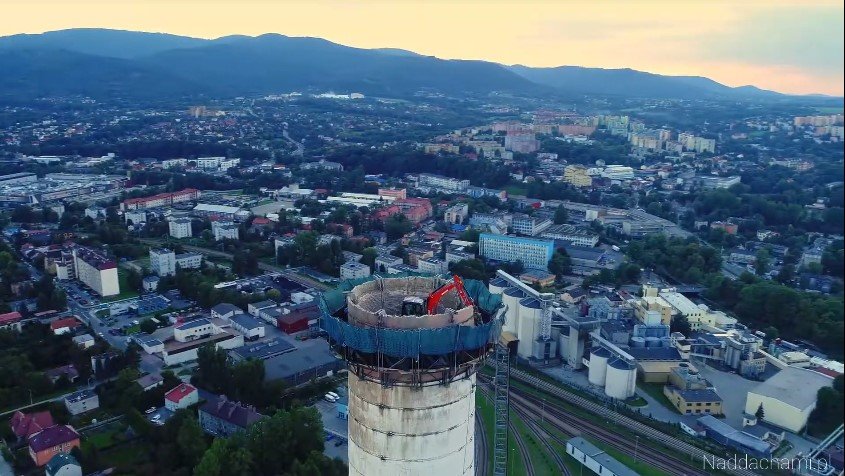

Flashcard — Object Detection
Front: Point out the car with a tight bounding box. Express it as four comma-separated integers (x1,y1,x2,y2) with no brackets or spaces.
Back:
153,420,165,426
151,414,161,421
145,407,156,414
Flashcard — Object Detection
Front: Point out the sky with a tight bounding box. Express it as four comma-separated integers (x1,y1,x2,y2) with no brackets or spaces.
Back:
3,0,843,96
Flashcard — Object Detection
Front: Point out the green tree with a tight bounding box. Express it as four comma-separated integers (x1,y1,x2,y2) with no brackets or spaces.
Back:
553,206,569,225
385,213,413,239
548,250,572,277
755,403,765,421
754,249,770,276
360,247,378,272
177,415,208,467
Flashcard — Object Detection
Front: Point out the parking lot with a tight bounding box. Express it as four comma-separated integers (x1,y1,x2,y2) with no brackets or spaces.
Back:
313,399,349,462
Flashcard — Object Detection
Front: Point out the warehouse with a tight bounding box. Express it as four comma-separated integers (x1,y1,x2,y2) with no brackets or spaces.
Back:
743,367,833,433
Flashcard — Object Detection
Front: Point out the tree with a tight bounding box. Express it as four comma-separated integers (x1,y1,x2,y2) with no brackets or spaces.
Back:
553,206,569,225
754,249,770,276
139,318,157,334
384,213,412,240
807,376,844,437
360,247,377,272
547,250,572,277
177,415,208,467
754,403,765,421
670,315,692,337
763,326,779,341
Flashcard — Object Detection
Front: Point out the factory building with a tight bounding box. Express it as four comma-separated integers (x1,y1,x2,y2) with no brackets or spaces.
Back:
743,367,834,433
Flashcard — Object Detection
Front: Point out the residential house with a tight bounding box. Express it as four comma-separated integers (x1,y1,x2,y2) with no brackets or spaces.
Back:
63,390,99,415
10,410,54,441
198,395,264,437
164,383,199,411
28,425,81,467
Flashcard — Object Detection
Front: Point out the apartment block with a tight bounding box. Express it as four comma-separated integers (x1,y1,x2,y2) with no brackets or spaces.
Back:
169,218,193,239
71,248,119,297
478,234,554,270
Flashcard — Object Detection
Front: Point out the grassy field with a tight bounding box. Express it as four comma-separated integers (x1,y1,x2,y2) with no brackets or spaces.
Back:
475,391,495,473
102,269,140,303
638,382,677,412
510,411,560,475
505,185,528,196
815,106,844,114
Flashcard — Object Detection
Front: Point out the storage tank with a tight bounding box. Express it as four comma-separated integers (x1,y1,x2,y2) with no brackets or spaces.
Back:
588,347,611,386
517,297,543,358
501,287,525,336
645,336,661,348
488,277,509,296
605,358,636,400
630,336,646,348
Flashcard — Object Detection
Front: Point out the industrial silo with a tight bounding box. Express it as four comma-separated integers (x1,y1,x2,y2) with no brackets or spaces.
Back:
605,358,637,400
501,287,525,336
488,277,509,295
588,347,611,386
645,336,661,348
630,336,646,348
517,297,542,359
320,276,502,476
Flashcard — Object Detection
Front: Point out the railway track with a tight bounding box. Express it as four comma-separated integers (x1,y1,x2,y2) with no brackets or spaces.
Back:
509,417,536,476
508,397,572,476
475,411,490,476
509,368,759,476
511,388,707,476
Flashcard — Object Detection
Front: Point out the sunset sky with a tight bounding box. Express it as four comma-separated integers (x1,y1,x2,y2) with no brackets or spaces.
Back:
3,0,843,96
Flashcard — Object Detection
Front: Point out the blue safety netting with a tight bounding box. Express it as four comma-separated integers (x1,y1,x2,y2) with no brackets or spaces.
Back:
318,275,503,358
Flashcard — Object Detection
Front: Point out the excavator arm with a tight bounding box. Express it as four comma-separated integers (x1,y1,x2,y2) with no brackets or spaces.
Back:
426,275,473,314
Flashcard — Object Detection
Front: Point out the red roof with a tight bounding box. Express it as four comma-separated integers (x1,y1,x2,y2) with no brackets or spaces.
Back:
10,411,54,439
812,367,842,378
252,217,271,225
165,383,197,403
28,425,79,452
50,317,80,331
0,311,22,326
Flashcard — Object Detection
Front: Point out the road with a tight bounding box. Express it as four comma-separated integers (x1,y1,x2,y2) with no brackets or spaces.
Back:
282,127,305,157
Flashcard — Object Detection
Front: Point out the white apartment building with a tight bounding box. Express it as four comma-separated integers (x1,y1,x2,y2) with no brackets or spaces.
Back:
444,203,469,224
161,158,188,169
212,221,240,241
72,247,120,297
540,224,600,247
169,218,193,239
175,252,203,270
340,261,371,280
417,257,448,275
418,173,469,193
478,234,555,271
150,248,177,277
124,210,147,224
511,214,552,236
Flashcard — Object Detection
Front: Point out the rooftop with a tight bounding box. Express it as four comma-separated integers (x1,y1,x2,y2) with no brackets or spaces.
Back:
749,367,833,410
165,383,197,403
567,437,639,476
28,425,79,452
229,338,296,361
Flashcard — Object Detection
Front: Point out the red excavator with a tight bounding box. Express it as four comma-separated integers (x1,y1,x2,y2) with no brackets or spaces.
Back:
401,275,474,316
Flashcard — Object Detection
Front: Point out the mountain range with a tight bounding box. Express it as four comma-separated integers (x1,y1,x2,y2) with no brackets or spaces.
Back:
0,28,833,102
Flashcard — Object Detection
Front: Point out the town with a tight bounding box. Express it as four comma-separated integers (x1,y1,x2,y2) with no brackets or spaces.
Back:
0,24,843,476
